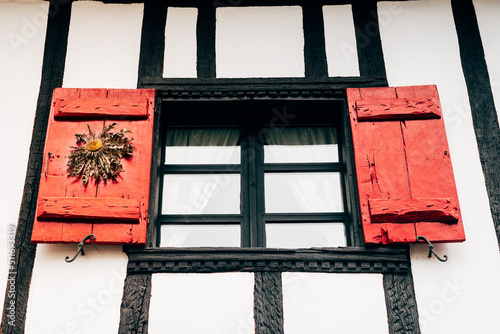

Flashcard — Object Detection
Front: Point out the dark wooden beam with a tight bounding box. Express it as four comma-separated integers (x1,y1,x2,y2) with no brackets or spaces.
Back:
254,272,284,334
118,274,152,334
0,2,72,333
451,0,500,248
303,4,328,77
197,4,216,78
352,0,387,80
383,272,421,334
137,1,168,81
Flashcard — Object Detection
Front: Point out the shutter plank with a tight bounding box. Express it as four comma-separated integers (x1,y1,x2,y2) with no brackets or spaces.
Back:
54,97,149,119
37,197,141,222
369,198,459,224
355,97,441,121
92,89,155,244
348,87,416,244
398,85,465,242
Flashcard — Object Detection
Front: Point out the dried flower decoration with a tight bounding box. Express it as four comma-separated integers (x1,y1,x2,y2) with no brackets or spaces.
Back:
67,123,134,185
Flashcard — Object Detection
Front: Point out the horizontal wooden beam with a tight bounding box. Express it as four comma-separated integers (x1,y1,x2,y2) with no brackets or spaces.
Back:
125,246,410,274
37,197,141,222
369,198,459,224
54,97,149,119
356,98,441,121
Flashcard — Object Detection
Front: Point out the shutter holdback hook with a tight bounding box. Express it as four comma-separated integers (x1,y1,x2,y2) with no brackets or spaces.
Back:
417,235,448,262
65,234,95,263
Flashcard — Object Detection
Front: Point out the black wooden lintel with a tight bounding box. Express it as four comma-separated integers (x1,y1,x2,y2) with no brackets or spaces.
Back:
125,247,409,274
140,77,387,100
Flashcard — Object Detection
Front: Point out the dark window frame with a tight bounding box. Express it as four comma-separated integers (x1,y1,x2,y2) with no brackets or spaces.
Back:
157,99,352,248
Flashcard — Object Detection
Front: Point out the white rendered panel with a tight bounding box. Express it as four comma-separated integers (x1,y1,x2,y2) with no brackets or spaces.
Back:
216,6,304,78
163,7,198,78
150,273,255,334
323,5,359,77
0,0,48,312
379,1,500,333
63,2,143,88
26,245,127,334
282,273,388,334
473,0,500,125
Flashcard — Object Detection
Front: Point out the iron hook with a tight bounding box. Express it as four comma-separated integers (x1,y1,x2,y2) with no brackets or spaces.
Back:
65,234,95,263
417,235,448,262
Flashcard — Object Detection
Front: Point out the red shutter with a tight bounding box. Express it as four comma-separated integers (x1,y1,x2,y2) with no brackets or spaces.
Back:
347,85,465,245
31,88,155,245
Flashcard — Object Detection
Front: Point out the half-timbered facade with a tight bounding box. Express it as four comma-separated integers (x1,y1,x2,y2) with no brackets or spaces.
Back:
1,0,500,333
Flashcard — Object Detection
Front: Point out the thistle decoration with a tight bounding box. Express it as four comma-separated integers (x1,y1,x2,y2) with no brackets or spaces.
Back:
67,123,134,185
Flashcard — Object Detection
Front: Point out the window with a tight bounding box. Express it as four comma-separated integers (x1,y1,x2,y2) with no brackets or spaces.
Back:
157,100,353,247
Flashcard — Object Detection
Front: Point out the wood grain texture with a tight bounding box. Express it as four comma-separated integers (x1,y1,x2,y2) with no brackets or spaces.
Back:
254,272,284,334
0,3,72,333
348,85,465,244
31,88,155,245
356,98,441,121
451,0,500,247
54,97,149,119
37,197,141,222
348,87,416,244
126,247,410,274
369,198,459,224
118,274,152,334
384,273,421,334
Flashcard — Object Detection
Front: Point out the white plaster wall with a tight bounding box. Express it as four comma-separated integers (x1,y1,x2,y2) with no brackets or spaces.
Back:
323,5,359,77
282,273,388,334
149,273,255,334
216,6,304,78
0,0,48,312
163,7,198,78
63,1,143,88
379,1,500,333
25,245,128,334
473,0,500,125
26,2,143,333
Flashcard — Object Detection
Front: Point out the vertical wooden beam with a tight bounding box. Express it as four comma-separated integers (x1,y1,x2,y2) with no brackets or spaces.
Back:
451,0,500,248
383,272,421,334
197,4,217,78
118,274,152,334
352,0,387,80
302,4,328,78
137,1,168,84
0,2,72,333
254,272,284,334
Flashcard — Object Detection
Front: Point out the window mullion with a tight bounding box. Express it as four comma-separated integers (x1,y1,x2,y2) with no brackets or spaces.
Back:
241,127,252,247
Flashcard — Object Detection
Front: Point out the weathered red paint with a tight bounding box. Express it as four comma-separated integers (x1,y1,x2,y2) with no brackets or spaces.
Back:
368,198,459,224
37,197,141,222
347,85,465,244
31,88,154,245
355,97,441,121
54,97,149,119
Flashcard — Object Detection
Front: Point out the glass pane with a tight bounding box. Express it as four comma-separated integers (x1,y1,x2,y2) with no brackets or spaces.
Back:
166,128,240,164
264,127,338,163
265,145,338,163
265,172,343,213
160,225,240,247
166,146,240,165
266,223,346,248
162,174,240,214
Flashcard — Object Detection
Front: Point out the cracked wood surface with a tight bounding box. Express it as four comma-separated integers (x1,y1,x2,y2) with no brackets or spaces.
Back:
31,88,155,245
347,85,465,244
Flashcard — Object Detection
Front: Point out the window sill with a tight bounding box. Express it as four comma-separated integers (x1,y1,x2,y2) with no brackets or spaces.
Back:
125,246,409,274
